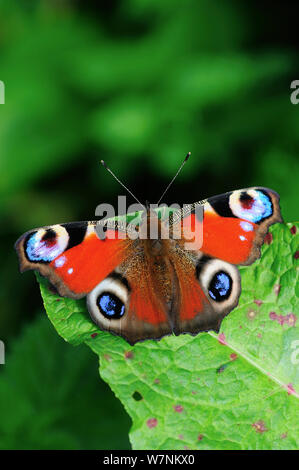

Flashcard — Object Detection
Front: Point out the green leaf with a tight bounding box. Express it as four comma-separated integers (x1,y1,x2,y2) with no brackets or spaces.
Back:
38,222,299,450
0,315,130,450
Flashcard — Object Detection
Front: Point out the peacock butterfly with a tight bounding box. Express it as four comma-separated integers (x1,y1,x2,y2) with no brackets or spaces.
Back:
15,156,282,344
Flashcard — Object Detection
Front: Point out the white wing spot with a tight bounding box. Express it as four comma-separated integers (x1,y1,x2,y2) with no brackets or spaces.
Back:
55,256,66,267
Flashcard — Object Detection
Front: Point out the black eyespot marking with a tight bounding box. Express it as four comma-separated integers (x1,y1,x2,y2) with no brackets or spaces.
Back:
239,192,254,209
208,271,232,302
97,292,125,319
41,229,56,242
24,230,60,263
231,189,273,223
208,192,235,218
109,272,131,292
62,222,88,250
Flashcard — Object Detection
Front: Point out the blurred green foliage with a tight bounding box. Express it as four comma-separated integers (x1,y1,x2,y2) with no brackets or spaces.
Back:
0,315,130,449
0,0,298,449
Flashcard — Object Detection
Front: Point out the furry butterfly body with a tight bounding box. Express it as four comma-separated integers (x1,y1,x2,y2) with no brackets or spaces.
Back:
15,187,282,344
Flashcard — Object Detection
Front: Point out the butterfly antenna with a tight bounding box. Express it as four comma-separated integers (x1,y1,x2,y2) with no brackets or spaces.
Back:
100,160,146,209
157,152,191,205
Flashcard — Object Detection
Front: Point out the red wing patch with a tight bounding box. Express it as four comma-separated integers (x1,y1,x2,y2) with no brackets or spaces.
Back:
50,230,131,295
173,187,282,266
201,213,257,264
175,265,207,321
179,212,257,264
169,251,222,334
129,281,169,325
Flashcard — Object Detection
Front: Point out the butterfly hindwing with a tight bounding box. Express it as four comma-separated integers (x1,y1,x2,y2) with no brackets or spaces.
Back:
86,262,171,344
166,244,241,336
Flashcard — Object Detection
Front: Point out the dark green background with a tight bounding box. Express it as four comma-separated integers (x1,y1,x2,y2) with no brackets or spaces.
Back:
0,1,298,449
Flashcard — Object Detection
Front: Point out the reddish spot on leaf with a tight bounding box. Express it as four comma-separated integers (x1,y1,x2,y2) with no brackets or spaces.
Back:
191,390,197,395
274,284,281,296
218,333,227,345
269,311,297,327
178,434,184,440
280,432,288,439
254,299,263,306
294,251,299,260
55,299,61,302
147,418,157,429
198,434,204,441
286,383,296,395
174,405,184,413
269,311,277,320
257,333,262,339
252,420,267,433
230,353,238,361
153,378,160,385
290,225,297,235
264,233,273,245
124,351,134,360
91,333,98,338
103,354,111,362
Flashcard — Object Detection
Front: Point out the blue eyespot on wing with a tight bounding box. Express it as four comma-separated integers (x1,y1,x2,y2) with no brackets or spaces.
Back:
208,271,232,302
229,189,273,223
23,226,70,263
97,292,125,319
